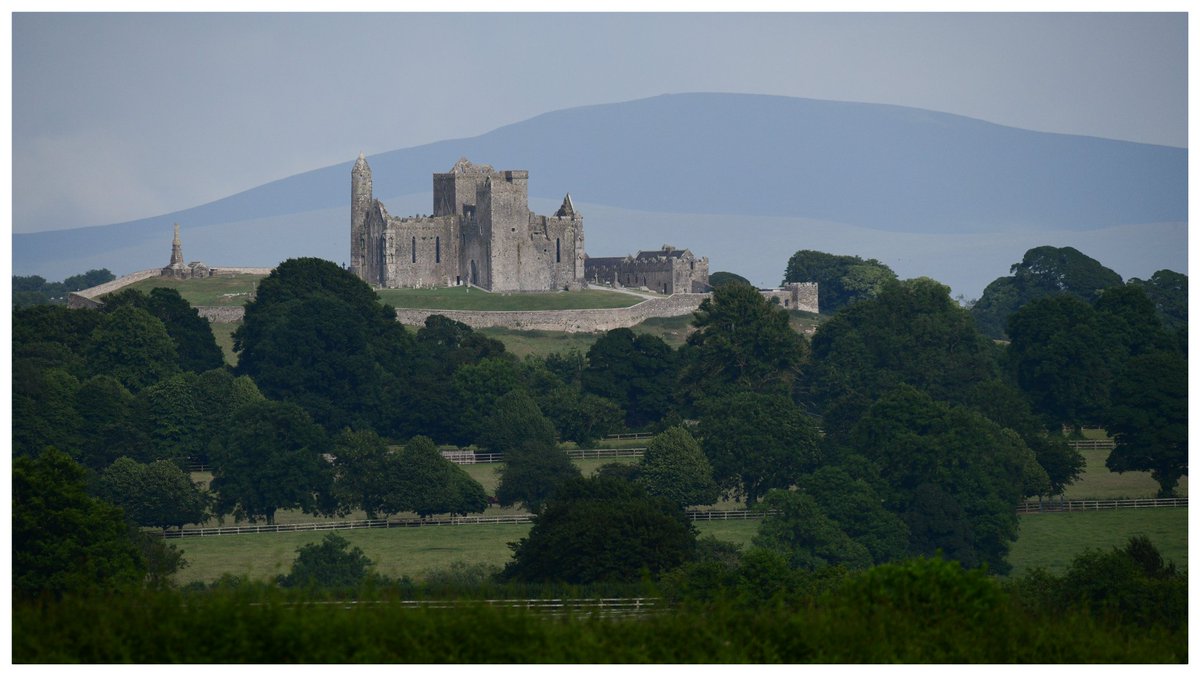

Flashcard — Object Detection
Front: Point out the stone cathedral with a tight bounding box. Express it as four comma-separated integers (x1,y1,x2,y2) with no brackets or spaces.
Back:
350,155,586,292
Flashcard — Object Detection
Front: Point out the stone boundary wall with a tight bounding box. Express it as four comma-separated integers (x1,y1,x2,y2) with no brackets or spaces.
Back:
67,268,161,307
196,306,247,322
392,293,710,333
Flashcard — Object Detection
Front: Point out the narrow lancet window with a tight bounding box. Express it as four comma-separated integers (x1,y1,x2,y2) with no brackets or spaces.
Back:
556,238,561,263
436,237,441,263
411,237,416,263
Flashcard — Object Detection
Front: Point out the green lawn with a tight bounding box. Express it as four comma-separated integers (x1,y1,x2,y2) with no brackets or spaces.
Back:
1064,448,1187,499
117,273,265,307
377,286,641,311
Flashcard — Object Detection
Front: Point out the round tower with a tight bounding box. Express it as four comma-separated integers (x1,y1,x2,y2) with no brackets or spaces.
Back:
350,153,373,278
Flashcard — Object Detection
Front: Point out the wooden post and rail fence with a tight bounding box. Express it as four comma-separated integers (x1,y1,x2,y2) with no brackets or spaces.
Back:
160,498,1185,538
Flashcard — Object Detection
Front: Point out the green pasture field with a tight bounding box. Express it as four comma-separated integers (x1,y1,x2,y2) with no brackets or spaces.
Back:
116,273,265,307
172,520,760,586
208,322,239,365
473,327,603,359
1008,507,1187,577
377,286,641,311
1064,448,1187,499
170,507,1184,586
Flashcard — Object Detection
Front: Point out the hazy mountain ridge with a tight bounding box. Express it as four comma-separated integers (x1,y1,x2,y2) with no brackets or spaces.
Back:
13,93,1186,289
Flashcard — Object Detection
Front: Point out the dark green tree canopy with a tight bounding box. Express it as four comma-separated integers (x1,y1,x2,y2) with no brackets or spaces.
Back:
698,391,822,507
707,271,752,288
1127,269,1187,330
1005,294,1114,429
452,357,525,444
582,328,677,428
234,258,414,436
846,386,1033,572
782,249,897,314
101,287,224,373
95,457,211,530
13,304,104,354
14,448,146,597
1105,351,1188,497
279,533,375,589
638,426,720,507
12,364,84,459
752,490,873,571
491,394,580,512
330,428,406,519
971,245,1124,338
500,475,697,584
209,400,334,524
808,277,1000,438
396,436,489,517
74,374,151,470
681,283,809,404
795,465,910,565
86,304,180,392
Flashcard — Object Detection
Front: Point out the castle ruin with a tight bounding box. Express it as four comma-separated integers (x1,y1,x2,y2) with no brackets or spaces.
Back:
584,245,709,294
351,156,585,292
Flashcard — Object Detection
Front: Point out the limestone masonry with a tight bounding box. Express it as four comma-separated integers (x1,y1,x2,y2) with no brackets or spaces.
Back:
161,222,212,280
69,163,819,329
349,156,712,295
352,156,586,292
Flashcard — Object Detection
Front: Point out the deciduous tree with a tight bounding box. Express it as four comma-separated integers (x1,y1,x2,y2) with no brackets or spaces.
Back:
847,386,1034,573
782,249,897,314
501,476,696,583
397,436,488,517
1105,351,1188,497
638,426,719,507
86,304,179,392
95,457,211,530
14,448,145,597
681,283,808,404
698,391,821,507
752,490,872,571
971,245,1124,339
279,533,375,589
582,328,677,428
209,400,334,524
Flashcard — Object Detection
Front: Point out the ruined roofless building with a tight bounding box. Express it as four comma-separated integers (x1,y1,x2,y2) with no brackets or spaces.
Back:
350,155,585,292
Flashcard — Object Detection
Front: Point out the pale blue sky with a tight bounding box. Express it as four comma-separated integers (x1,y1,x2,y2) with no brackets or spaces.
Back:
11,12,1188,233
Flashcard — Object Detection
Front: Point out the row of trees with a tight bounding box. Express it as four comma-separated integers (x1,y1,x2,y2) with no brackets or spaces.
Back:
13,268,115,308
14,248,1186,595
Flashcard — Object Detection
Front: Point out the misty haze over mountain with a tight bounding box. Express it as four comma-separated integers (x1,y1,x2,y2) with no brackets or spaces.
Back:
13,93,1186,299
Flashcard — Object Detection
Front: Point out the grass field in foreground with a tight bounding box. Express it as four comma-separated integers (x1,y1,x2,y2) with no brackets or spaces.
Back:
170,506,1185,586
377,286,641,311
117,273,265,307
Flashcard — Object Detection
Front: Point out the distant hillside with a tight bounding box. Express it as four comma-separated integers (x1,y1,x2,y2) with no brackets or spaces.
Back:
13,93,1187,290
